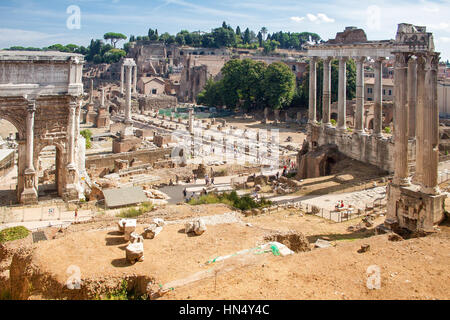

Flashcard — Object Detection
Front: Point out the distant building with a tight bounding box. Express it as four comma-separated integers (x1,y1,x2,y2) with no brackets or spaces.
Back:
439,80,450,118
364,78,394,101
137,76,166,95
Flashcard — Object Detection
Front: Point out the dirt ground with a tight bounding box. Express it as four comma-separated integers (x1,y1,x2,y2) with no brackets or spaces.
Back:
162,211,450,300
2,203,449,300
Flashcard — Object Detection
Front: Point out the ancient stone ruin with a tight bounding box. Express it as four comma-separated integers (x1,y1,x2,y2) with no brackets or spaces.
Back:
0,51,86,204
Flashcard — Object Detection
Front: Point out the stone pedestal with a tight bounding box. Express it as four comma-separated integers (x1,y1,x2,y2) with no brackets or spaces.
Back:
386,183,445,232
20,169,38,205
84,104,97,125
112,127,141,153
95,107,110,128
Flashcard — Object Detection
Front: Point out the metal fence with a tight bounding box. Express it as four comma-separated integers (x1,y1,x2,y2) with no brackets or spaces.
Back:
270,196,387,223
0,200,96,226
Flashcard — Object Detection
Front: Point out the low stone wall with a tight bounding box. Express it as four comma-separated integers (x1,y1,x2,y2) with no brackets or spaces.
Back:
308,124,410,173
86,148,173,170
138,95,177,112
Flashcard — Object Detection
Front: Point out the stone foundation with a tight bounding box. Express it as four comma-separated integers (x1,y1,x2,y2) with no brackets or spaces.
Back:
386,183,445,232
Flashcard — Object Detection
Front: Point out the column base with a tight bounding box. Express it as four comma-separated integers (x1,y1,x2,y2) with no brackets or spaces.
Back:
420,185,441,196
387,183,446,232
337,126,347,134
63,184,81,202
20,187,38,205
394,177,411,187
354,129,368,136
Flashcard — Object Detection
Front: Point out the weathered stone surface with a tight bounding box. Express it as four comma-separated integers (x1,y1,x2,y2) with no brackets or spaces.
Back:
185,218,207,235
126,241,144,264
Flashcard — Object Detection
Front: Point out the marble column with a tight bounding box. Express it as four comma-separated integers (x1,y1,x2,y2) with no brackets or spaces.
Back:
133,66,137,94
393,52,410,186
421,53,440,194
120,65,124,95
188,108,194,134
89,79,94,104
125,66,132,124
337,57,347,132
67,101,76,167
101,87,105,108
25,101,36,171
414,55,426,185
322,57,332,127
408,58,417,139
21,100,38,203
355,57,366,133
308,57,317,123
373,58,384,137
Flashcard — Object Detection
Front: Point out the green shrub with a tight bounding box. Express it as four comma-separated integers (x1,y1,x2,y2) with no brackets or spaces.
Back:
0,226,30,243
189,190,272,211
99,280,148,300
384,126,391,134
0,289,11,300
330,119,337,126
116,202,154,218
80,129,92,149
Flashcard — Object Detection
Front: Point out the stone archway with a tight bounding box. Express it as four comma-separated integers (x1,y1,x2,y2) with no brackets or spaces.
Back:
0,51,86,204
319,156,337,176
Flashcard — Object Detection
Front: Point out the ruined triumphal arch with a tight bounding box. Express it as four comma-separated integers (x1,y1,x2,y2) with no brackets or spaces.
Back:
0,51,86,204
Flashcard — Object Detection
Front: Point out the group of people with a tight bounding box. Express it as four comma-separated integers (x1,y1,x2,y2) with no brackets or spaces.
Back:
335,200,345,209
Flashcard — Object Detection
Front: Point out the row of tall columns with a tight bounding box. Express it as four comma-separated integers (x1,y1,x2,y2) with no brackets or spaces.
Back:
120,64,137,95
393,52,440,194
308,56,385,136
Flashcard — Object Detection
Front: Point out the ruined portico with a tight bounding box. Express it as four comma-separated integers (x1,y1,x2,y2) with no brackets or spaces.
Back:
120,58,137,96
302,24,445,232
384,25,445,232
113,58,141,153
0,51,86,204
304,27,398,173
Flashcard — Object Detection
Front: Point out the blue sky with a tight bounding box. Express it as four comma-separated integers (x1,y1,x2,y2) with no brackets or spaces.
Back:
1,0,449,60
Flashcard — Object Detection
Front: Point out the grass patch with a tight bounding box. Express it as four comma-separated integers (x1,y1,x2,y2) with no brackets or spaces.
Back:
0,289,11,300
97,280,148,300
189,191,272,211
0,226,30,243
116,202,154,218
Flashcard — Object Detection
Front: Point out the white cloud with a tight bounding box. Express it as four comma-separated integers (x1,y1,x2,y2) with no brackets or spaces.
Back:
429,22,450,31
317,13,335,23
438,37,450,43
290,16,304,23
307,13,334,23
0,29,61,43
307,13,318,22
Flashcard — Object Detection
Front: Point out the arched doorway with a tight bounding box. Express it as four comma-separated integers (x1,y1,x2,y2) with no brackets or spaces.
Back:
0,119,19,205
319,156,336,176
331,113,338,121
36,144,65,200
